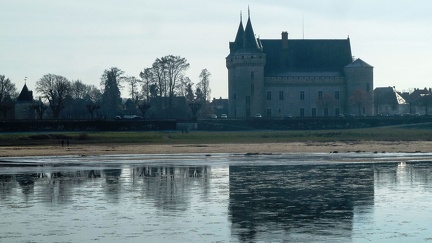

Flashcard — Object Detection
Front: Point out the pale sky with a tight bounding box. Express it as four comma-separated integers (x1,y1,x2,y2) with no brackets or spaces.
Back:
2,0,432,99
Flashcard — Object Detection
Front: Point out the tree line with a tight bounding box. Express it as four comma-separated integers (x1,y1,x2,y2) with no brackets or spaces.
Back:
0,55,212,119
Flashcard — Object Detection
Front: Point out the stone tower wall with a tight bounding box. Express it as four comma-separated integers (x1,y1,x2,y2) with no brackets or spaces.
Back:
226,53,266,117
344,65,374,116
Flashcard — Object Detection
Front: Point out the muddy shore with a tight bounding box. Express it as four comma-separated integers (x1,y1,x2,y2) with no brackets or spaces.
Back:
1,141,431,157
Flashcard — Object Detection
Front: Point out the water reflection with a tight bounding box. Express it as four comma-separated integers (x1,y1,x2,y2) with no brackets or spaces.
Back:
1,157,432,242
229,164,374,242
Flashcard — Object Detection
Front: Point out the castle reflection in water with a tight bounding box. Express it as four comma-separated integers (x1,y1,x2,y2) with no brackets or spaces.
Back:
1,160,431,242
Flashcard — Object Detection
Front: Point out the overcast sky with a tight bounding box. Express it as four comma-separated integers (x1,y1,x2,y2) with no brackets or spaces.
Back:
2,0,432,99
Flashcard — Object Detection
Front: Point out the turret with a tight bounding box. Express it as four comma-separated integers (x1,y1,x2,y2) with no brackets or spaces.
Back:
226,11,266,117
344,58,374,116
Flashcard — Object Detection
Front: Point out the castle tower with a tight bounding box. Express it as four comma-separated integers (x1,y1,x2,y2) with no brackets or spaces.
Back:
15,83,35,119
344,58,374,116
226,11,266,117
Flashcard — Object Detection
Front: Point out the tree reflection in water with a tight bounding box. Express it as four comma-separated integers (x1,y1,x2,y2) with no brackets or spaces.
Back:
2,159,432,242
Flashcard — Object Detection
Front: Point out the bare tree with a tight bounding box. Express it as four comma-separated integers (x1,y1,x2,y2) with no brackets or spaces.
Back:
152,59,168,98
0,75,17,119
139,68,154,101
36,74,71,119
85,85,102,118
350,89,369,116
70,80,89,100
197,69,211,102
317,93,337,116
151,55,190,100
125,76,141,100
31,97,47,119
163,55,190,102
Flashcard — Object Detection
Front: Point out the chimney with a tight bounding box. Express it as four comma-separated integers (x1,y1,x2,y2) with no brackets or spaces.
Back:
281,31,288,49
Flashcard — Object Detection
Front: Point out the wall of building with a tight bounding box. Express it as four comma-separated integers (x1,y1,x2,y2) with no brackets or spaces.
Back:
264,76,345,117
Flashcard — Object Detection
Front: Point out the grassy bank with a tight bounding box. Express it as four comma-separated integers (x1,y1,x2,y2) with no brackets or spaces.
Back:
1,126,432,147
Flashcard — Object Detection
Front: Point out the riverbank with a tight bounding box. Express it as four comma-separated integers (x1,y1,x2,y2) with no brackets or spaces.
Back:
1,140,432,157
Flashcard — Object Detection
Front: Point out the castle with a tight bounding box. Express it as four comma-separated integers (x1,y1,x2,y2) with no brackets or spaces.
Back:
226,13,374,118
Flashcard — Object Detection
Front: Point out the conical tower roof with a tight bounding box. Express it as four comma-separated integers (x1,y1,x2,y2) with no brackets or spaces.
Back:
17,83,33,102
234,19,244,50
243,16,260,52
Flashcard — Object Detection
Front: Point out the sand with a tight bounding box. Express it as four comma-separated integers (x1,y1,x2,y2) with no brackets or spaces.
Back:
1,140,431,157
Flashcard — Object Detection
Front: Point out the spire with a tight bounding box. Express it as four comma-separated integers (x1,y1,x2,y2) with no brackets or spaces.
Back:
17,83,33,102
243,9,260,51
233,12,245,51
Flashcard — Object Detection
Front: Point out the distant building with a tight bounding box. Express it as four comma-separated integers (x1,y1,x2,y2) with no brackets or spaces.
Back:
210,97,229,117
15,83,35,119
374,87,408,115
400,88,432,115
226,13,374,117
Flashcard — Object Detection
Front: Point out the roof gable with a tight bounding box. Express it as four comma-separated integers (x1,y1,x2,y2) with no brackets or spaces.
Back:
345,58,373,68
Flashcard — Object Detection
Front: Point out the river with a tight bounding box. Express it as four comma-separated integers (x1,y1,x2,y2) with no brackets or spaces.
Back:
1,152,432,242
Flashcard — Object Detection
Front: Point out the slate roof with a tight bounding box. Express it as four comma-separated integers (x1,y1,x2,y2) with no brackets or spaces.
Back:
260,38,353,76
16,84,33,102
374,87,406,105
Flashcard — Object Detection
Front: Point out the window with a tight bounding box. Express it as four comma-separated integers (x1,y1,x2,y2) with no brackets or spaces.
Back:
318,91,323,100
335,91,340,100
312,108,316,117
251,71,255,80
279,91,284,100
267,91,272,100
335,108,340,116
246,108,250,117
363,106,366,114
300,108,305,117
233,93,237,100
251,83,254,95
366,83,370,92
300,91,305,100
267,109,272,118
245,96,250,105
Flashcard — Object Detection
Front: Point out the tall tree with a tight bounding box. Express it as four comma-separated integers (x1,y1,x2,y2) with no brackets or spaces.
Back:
70,80,89,100
85,85,102,118
185,82,195,102
152,59,168,98
139,68,154,101
101,67,124,118
195,87,204,102
125,76,141,101
163,55,190,102
0,75,17,119
36,74,71,119
151,55,190,99
177,76,192,98
197,69,211,102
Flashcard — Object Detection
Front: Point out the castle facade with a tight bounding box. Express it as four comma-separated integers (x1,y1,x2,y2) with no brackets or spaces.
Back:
226,14,374,117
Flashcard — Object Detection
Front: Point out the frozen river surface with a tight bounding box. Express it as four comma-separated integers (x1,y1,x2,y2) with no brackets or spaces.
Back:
1,152,432,242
